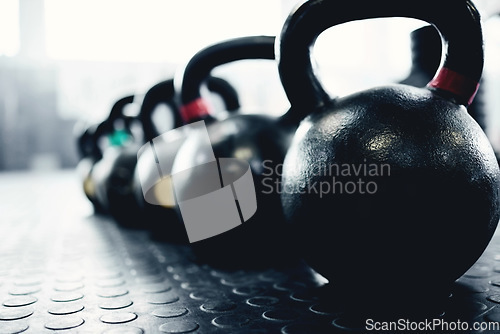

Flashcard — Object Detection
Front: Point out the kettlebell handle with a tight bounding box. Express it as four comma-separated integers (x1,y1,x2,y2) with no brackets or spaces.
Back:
278,0,484,119
139,79,183,142
77,124,101,159
177,35,275,123
206,76,241,113
108,95,135,124
140,77,241,141
92,95,135,152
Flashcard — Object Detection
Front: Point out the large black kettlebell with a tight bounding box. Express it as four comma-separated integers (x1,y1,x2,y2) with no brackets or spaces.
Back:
133,76,240,239
172,36,299,267
278,0,500,314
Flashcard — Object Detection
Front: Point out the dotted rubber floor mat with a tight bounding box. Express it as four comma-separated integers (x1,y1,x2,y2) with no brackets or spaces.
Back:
1,171,500,333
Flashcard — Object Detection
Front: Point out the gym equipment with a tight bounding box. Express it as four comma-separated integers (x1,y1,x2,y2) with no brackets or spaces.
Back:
278,0,500,315
171,36,300,267
134,76,240,238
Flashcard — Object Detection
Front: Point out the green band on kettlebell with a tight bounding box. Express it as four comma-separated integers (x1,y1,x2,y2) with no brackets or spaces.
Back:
108,129,132,146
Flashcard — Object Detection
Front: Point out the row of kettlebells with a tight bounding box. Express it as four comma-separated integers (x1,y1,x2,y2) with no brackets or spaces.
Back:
76,35,294,268
76,0,500,315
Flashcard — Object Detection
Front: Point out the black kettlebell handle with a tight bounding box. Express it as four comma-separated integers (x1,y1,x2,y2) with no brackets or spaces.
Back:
139,79,182,142
77,124,101,159
107,95,135,125
91,95,135,153
278,0,483,119
91,119,110,158
206,76,241,113
140,77,241,141
177,35,275,123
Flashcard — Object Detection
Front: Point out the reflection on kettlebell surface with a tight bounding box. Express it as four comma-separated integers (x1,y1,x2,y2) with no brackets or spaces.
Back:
152,175,176,207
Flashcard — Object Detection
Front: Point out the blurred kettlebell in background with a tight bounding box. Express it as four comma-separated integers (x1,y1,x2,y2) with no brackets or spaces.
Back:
278,0,500,315
90,95,142,227
134,76,240,240
171,35,301,268
77,96,134,215
133,79,185,235
75,122,105,213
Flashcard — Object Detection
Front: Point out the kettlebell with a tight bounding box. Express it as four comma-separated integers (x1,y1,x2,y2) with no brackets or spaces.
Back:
90,95,141,226
278,0,500,315
400,24,487,130
172,36,300,268
133,76,240,239
77,96,134,215
75,122,105,213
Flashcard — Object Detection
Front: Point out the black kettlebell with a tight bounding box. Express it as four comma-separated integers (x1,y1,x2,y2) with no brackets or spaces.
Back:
90,95,141,226
278,0,500,315
78,96,134,215
133,76,240,239
172,36,300,268
75,122,105,213
400,24,486,130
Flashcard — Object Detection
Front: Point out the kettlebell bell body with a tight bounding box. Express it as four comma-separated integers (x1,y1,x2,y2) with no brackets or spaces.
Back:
94,136,142,227
278,0,500,311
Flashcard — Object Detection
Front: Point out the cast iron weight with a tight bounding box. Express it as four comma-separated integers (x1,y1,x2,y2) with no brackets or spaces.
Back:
77,95,134,216
278,0,500,318
75,122,105,213
133,76,240,238
172,35,302,268
90,95,142,227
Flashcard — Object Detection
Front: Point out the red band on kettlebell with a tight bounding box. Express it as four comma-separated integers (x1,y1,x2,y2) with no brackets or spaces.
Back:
180,98,213,123
427,67,480,106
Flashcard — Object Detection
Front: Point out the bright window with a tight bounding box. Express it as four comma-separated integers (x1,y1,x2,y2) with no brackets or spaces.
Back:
0,0,20,56
44,0,282,62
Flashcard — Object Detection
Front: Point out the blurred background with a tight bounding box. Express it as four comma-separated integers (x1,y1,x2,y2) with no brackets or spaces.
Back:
1,0,499,172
